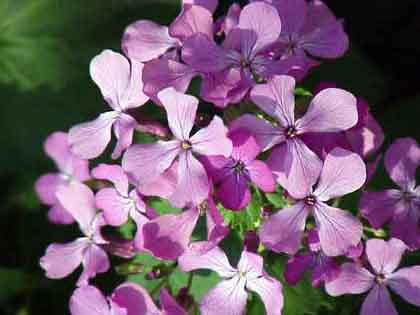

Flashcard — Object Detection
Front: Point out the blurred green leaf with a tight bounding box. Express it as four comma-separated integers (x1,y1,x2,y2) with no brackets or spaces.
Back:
0,268,27,302
148,198,182,215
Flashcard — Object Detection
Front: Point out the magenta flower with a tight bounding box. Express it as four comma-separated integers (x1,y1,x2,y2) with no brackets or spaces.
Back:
182,2,285,107
257,0,349,78
40,182,109,286
35,131,90,224
92,164,157,250
260,147,366,256
284,229,340,287
360,138,420,248
143,195,228,260
70,283,185,315
179,246,283,315
202,129,276,210
123,87,232,208
68,50,149,160
326,238,420,315
232,75,358,196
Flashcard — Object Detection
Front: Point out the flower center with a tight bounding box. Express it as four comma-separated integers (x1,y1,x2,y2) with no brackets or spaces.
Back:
181,141,192,150
198,200,208,216
304,195,317,206
285,126,298,139
376,274,386,284
233,160,246,174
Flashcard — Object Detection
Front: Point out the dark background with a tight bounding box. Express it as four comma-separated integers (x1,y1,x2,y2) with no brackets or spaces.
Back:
0,0,419,314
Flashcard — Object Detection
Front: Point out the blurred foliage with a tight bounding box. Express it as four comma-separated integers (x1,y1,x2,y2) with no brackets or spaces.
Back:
0,0,419,314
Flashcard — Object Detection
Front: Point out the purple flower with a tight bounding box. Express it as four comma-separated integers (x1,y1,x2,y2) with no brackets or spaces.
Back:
260,147,366,256
284,229,340,287
35,131,90,224
182,2,285,107
255,0,349,79
360,138,420,248
179,246,283,315
92,164,157,250
40,182,109,286
123,87,232,208
231,75,358,196
143,196,228,260
182,0,218,13
70,283,185,315
326,238,420,315
68,50,149,160
202,129,276,210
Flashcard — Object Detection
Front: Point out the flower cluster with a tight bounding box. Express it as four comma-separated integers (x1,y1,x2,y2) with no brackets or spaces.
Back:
35,1,420,314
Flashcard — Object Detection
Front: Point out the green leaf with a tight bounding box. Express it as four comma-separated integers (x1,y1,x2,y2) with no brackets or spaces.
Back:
0,268,28,302
148,198,182,215
265,192,289,208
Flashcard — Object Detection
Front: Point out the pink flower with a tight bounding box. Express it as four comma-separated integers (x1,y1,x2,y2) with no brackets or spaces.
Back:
202,129,276,210
123,87,232,208
179,246,283,315
326,238,420,315
40,182,109,286
260,147,366,256
68,50,149,160
360,138,420,248
231,75,358,196
70,283,185,315
35,131,90,224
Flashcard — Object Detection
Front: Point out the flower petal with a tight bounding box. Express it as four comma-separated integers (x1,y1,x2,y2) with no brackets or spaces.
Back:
111,113,138,160
365,238,407,276
325,263,374,296
122,20,178,62
218,173,251,210
77,244,110,286
314,202,362,257
314,147,366,201
260,202,309,254
143,208,199,260
48,203,75,225
182,0,218,13
388,266,420,306
95,188,131,226
70,285,110,315
230,114,284,152
390,207,420,249
269,0,307,35
122,140,180,185
250,75,296,127
44,131,73,173
360,285,397,315
40,238,89,280
246,275,283,315
169,4,213,41
159,88,198,140
200,277,248,315
111,282,159,315
296,88,357,134
384,137,420,191
179,245,237,278
206,197,229,245
191,116,232,157
359,190,404,229
229,129,261,164
284,253,313,285
136,162,178,199
68,111,117,160
169,151,210,208
237,2,282,55
92,164,129,196
35,173,64,205
159,288,186,315
247,160,276,192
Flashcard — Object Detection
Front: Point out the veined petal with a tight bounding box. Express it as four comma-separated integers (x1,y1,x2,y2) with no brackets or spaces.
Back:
390,207,420,249
40,238,89,280
122,140,180,185
68,111,118,160
77,244,110,287
159,87,198,141
159,288,186,315
388,266,420,306
384,137,420,191
314,147,366,201
169,151,210,208
230,129,261,164
284,253,313,285
169,4,213,41
70,285,111,315
260,202,309,254
179,245,237,278
122,20,178,62
314,202,363,256
191,116,232,157
325,263,374,296
111,282,160,315
136,162,178,199
200,277,248,315
48,203,75,225
95,188,131,226
366,238,407,276
112,113,138,159
250,75,296,127
247,160,276,192
92,164,129,196
230,114,285,152
296,88,357,134
360,285,397,315
246,275,283,315
143,208,200,260
267,0,307,35
206,197,229,246
218,173,251,210
119,60,149,110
